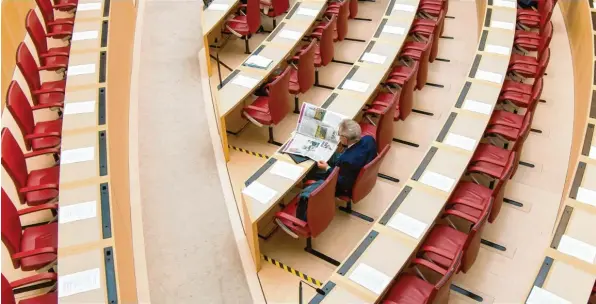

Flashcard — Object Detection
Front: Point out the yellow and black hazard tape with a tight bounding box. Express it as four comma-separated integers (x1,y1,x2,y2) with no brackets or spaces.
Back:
228,145,270,159
262,255,322,287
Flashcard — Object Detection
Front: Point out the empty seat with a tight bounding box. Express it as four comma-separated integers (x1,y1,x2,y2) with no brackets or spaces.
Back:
317,0,349,42
508,48,550,80
302,14,336,87
485,110,533,176
400,37,433,90
499,77,543,112
242,67,292,145
289,40,316,113
1,128,60,206
16,43,66,108
2,273,58,304
382,60,419,120
6,81,63,151
336,146,390,222
360,95,396,152
275,168,340,265
514,21,553,53
369,88,402,121
260,0,289,29
26,10,70,69
410,8,446,62
2,189,58,271
35,0,75,39
517,0,554,30
53,0,79,11
224,0,261,54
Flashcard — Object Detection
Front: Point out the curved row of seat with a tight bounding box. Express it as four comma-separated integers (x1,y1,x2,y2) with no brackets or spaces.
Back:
1,0,114,302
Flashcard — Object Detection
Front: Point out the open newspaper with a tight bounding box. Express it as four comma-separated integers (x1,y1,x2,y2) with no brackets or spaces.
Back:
282,103,347,162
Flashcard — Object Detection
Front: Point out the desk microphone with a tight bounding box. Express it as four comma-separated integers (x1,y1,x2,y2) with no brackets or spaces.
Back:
299,280,326,304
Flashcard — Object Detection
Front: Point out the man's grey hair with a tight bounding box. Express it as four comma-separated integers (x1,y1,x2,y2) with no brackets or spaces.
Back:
339,119,361,142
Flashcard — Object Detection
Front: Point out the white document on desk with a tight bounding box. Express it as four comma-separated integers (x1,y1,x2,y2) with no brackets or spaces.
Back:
349,263,391,295
245,55,273,68
231,75,259,88
208,3,230,10
59,201,97,224
493,0,516,8
297,7,318,16
270,161,304,181
475,70,503,84
68,64,96,76
72,31,99,41
393,3,416,12
526,286,572,304
243,181,277,204
485,44,510,55
342,80,369,93
558,235,596,264
61,147,95,165
361,52,387,64
420,171,455,192
77,2,102,11
382,25,405,35
589,146,596,159
462,99,492,115
279,29,301,40
387,212,428,239
444,133,476,151
576,187,596,207
64,100,96,115
491,20,515,30
59,268,101,298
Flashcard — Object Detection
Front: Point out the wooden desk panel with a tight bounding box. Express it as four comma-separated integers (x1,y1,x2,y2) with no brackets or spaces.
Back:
543,259,595,303
202,0,240,35
58,185,103,248
66,52,102,89
57,249,106,303
70,20,104,52
59,131,103,184
63,88,103,132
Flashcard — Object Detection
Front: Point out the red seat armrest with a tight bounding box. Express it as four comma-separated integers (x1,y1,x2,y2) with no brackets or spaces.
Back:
25,132,62,140
443,209,479,224
33,88,65,95
32,103,64,111
39,63,67,71
40,52,69,58
371,101,391,107
412,258,447,276
19,183,59,194
10,273,57,289
421,245,457,260
54,3,76,9
47,19,74,26
46,31,72,37
275,212,308,227
12,247,58,260
17,203,59,216
245,105,270,114
364,108,383,116
24,148,61,158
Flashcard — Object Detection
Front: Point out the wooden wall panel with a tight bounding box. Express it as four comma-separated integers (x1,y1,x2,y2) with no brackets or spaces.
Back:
106,1,138,302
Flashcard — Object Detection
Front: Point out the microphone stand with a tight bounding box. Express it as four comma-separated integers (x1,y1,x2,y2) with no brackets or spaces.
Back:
298,280,326,304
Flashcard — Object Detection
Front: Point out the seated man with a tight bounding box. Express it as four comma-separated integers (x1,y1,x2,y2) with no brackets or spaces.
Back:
275,120,377,238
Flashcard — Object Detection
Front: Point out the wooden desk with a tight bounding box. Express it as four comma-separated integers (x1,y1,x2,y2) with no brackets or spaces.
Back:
58,184,108,249
66,52,105,89
309,281,371,304
57,248,116,302
202,0,241,36
59,130,107,185
70,20,106,53
63,88,105,133
73,0,107,20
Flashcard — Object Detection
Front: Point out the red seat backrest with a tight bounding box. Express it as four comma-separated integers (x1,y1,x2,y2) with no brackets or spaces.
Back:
1,274,17,304
270,0,290,18
307,168,339,238
318,14,336,67
16,43,42,104
349,0,358,19
376,98,396,152
1,129,29,205
25,10,49,58
539,0,554,30
247,0,262,34
335,0,349,41
536,48,550,79
35,0,56,25
352,145,390,203
400,60,418,120
297,40,316,94
268,67,292,125
538,21,553,57
1,189,24,269
6,82,36,151
530,78,543,112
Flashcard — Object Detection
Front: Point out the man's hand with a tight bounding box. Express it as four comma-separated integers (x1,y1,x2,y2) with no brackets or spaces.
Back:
316,160,330,171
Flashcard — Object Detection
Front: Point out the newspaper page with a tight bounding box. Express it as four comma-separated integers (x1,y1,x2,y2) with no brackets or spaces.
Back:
283,103,347,161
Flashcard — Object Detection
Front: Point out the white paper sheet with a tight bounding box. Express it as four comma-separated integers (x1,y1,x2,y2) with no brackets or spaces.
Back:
361,52,387,64
208,3,230,10
526,286,571,304
270,161,304,181
279,29,301,40
491,20,515,30
245,55,273,68
231,75,259,88
393,4,416,12
296,7,318,16
77,2,102,11
64,100,96,115
589,146,596,159
59,201,97,224
558,235,596,264
58,268,101,298
444,133,477,151
242,181,277,204
342,80,369,93
420,171,455,192
387,212,428,239
348,264,391,295
493,0,516,8
382,25,405,35
61,147,95,165
462,99,492,115
576,187,596,207
485,44,510,55
475,70,503,83
72,31,99,41
68,64,96,76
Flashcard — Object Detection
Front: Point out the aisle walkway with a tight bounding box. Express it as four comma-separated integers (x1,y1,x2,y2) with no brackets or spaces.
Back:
136,1,252,302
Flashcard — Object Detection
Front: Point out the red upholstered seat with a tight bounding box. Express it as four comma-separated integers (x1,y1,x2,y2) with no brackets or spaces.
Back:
499,78,543,112
289,40,316,112
6,81,63,151
223,0,261,53
2,274,58,304
400,40,431,90
382,61,418,120
518,0,554,30
35,0,75,38
16,43,65,107
328,0,358,19
1,129,60,206
501,80,532,95
472,143,512,168
288,69,300,93
276,196,311,238
372,92,401,120
384,275,434,304
20,292,58,304
449,182,493,222
489,110,525,131
260,0,289,29
2,189,59,271
226,15,250,35
243,97,273,125
421,225,466,270
359,95,396,152
26,10,71,68
514,21,553,52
